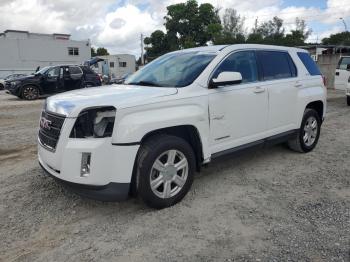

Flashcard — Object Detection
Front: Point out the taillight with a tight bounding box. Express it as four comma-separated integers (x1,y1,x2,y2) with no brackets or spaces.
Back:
322,75,326,86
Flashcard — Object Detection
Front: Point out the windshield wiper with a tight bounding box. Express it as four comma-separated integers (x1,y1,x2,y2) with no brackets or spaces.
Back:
127,81,162,87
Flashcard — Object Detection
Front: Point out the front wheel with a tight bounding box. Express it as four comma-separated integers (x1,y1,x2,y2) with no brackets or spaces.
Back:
347,96,350,106
288,109,321,153
135,134,196,209
22,85,39,100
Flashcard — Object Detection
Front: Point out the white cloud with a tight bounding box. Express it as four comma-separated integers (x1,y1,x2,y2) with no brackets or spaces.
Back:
96,4,159,54
0,0,349,57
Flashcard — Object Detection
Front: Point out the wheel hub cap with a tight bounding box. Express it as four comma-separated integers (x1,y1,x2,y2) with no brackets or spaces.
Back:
303,116,318,147
150,149,189,199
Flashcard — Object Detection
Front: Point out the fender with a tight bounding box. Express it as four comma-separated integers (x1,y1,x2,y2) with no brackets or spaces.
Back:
296,85,326,126
112,98,211,160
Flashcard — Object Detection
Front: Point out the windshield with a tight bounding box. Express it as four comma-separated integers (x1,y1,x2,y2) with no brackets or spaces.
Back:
125,51,216,87
35,66,52,75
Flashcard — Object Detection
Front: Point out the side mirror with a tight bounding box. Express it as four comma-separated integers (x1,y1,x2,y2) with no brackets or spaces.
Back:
209,72,242,89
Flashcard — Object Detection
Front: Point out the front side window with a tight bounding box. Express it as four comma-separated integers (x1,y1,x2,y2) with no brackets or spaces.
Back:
212,51,258,83
257,51,295,80
47,67,60,77
337,57,350,70
125,51,216,87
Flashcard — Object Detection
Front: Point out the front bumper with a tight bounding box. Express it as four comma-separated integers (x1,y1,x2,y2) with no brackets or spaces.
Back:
38,134,139,201
39,161,130,201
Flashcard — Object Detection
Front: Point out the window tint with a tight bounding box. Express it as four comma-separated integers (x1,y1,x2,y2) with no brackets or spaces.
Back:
69,66,82,75
47,67,59,77
258,51,295,80
213,51,258,83
337,57,350,70
297,52,321,75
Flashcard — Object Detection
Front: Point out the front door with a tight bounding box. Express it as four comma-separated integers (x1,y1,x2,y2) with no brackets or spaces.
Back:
335,57,350,91
42,67,59,94
209,50,268,153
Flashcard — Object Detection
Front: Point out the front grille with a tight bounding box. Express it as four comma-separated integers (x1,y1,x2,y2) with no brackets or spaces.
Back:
38,111,66,151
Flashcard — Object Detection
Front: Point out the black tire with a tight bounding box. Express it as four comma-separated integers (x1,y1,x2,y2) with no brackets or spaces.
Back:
288,108,321,153
0,83,4,90
21,85,39,100
135,134,196,209
347,96,350,106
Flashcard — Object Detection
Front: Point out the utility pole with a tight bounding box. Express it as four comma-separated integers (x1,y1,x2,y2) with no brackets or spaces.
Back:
140,33,144,66
340,18,348,32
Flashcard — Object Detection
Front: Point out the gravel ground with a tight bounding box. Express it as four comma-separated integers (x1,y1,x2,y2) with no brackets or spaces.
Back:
0,90,349,261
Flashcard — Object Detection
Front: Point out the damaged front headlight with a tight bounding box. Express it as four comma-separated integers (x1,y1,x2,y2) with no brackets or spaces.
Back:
70,107,116,138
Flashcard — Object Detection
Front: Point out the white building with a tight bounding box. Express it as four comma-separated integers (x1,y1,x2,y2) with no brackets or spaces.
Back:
0,30,91,78
93,54,136,78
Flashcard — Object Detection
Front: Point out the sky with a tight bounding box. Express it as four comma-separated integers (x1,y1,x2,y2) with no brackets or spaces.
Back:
0,0,349,57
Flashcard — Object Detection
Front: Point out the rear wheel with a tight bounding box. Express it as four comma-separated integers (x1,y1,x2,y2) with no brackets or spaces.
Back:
22,85,39,100
288,109,321,153
135,134,196,209
347,96,350,106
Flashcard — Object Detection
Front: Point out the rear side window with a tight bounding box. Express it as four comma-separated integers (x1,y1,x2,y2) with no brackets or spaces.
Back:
257,51,296,80
297,52,321,75
337,57,350,70
69,66,83,75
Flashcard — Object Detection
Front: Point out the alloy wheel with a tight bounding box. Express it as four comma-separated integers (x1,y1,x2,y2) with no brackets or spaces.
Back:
23,86,38,100
150,149,188,199
303,116,318,147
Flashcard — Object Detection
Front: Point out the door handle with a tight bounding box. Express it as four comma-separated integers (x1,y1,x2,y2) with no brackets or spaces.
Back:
295,82,303,88
253,87,265,93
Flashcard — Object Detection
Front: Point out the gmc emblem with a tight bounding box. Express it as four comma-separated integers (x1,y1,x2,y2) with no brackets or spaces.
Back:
40,117,52,130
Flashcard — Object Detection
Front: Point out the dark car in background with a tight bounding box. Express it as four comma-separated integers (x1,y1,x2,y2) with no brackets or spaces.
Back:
5,65,101,100
0,73,28,90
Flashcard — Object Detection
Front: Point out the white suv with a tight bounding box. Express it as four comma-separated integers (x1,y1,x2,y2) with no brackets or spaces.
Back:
38,44,326,208
334,56,350,105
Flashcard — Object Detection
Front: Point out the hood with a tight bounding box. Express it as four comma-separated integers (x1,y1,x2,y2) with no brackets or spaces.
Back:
7,75,35,82
46,85,178,117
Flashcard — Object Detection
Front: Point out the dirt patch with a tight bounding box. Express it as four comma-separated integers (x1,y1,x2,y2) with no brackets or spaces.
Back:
0,90,349,261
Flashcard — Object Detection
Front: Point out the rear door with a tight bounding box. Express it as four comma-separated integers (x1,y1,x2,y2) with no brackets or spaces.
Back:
256,50,298,134
335,57,350,90
63,66,83,91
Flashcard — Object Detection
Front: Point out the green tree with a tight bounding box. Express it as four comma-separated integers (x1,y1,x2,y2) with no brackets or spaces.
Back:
215,8,245,44
144,30,169,60
282,18,312,46
145,0,221,57
322,31,350,45
96,47,110,56
257,16,285,44
91,47,97,57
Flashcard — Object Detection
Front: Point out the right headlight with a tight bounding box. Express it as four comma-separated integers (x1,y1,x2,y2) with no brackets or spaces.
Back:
70,107,116,138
